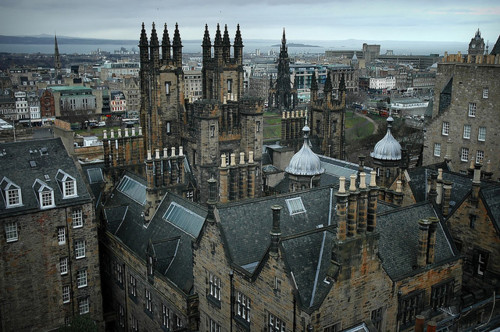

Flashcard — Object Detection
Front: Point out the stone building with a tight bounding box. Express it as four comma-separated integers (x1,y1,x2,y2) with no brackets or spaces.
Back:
468,29,486,57
268,29,298,111
137,23,263,203
422,49,500,180
308,71,347,159
192,172,463,332
0,138,103,330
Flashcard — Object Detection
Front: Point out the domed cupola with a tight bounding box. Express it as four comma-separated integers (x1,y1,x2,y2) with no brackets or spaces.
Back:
370,116,401,161
285,125,324,192
286,126,324,176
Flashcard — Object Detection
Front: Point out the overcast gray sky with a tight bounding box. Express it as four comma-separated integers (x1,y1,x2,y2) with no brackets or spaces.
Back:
1,0,499,42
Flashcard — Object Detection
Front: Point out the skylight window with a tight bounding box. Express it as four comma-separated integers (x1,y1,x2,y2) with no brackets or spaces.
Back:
116,175,146,205
87,168,104,184
163,202,205,238
285,197,306,215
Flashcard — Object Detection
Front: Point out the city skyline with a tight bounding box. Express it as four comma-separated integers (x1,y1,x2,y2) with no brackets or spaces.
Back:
0,0,499,43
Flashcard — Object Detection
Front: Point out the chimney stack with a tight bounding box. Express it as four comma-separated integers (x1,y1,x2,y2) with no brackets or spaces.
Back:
428,172,437,202
347,174,358,237
436,168,443,205
417,219,431,268
357,172,368,234
427,217,439,265
367,170,378,232
394,180,404,206
442,180,452,217
471,163,481,202
335,177,348,241
415,315,425,332
270,205,282,255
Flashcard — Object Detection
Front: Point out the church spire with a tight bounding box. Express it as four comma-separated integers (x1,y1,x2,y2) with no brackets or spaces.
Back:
54,35,61,74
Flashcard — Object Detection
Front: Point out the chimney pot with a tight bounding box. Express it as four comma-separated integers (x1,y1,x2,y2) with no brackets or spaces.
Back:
179,146,183,156
249,151,254,163
349,174,357,192
155,149,160,159
359,172,367,189
147,150,152,160
396,180,402,193
139,127,143,135
171,147,176,157
473,163,481,184
132,127,136,136
230,153,236,166
163,148,168,158
240,152,245,164
110,129,115,138
124,128,129,137
369,170,377,187
338,176,346,194
221,154,227,167
118,129,122,138
103,130,107,139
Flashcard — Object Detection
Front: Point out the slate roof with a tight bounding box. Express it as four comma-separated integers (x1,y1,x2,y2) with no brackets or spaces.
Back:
0,138,91,217
377,202,457,280
103,173,207,294
408,166,472,212
217,185,403,310
81,162,105,209
480,185,500,233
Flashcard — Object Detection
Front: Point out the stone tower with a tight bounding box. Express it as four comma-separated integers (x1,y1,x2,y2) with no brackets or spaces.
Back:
139,23,185,154
136,23,263,204
309,71,347,159
202,24,244,102
468,29,485,56
268,28,298,110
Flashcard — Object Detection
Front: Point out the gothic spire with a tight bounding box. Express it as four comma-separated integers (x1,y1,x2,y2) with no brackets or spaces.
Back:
214,23,222,47
223,24,231,60
324,71,332,93
162,24,171,61
173,23,182,47
223,24,230,46
339,73,346,92
150,23,159,46
202,24,211,48
139,22,148,47
54,35,61,72
311,71,318,91
234,24,243,47
281,28,286,49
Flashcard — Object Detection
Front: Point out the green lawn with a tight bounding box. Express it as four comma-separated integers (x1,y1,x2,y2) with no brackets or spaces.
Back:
264,125,281,140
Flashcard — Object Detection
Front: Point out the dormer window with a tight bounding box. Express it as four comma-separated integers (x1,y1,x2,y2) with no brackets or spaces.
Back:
56,169,77,199
33,179,55,209
1,177,23,208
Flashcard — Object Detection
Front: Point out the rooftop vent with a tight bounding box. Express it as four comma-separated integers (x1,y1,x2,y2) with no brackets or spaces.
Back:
29,160,37,168
40,147,48,156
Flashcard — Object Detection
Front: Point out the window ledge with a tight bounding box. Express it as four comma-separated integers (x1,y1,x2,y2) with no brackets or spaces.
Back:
207,294,221,309
234,316,250,330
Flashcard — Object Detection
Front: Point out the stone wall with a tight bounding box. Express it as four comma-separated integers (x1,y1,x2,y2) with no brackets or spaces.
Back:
0,201,102,331
423,57,500,179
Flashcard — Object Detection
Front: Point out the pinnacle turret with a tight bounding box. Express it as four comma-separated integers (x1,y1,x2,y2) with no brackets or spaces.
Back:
162,24,171,61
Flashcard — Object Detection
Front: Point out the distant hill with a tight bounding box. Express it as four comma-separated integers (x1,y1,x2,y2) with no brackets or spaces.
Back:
271,43,320,48
0,35,136,45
